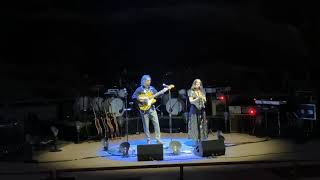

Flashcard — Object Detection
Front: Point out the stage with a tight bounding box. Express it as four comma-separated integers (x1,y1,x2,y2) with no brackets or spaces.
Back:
1,133,320,179
34,132,275,166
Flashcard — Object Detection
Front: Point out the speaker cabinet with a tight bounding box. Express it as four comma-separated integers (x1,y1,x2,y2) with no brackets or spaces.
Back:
194,139,225,157
137,144,163,161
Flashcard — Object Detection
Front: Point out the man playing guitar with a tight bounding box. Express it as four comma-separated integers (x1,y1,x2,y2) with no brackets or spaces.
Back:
132,75,174,144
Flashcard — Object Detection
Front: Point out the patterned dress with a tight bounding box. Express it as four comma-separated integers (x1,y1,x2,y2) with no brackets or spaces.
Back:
187,89,208,141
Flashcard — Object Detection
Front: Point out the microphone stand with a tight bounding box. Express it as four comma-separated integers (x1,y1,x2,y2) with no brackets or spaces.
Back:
125,89,129,142
168,87,173,142
197,99,202,143
119,89,132,157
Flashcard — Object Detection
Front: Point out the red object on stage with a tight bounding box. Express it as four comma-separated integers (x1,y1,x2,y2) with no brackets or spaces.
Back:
248,108,256,116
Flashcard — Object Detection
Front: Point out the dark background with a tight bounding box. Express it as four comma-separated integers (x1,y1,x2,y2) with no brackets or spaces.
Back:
0,0,318,102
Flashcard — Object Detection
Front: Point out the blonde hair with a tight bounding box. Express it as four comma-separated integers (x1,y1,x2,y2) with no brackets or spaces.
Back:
191,79,205,93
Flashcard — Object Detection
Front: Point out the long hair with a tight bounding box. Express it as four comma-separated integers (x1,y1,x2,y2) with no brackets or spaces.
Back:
190,79,205,94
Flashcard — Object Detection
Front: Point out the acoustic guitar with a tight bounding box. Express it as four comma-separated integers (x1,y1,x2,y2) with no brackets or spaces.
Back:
103,107,115,139
91,102,103,137
109,112,120,138
137,84,174,111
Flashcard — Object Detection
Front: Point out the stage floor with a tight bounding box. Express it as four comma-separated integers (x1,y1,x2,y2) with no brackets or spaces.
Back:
1,133,320,175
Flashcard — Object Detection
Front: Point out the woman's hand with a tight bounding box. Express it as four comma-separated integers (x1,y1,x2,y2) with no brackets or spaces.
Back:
199,95,206,102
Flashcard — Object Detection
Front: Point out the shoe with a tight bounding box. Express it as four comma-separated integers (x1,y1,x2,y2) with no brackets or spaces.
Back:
147,139,151,144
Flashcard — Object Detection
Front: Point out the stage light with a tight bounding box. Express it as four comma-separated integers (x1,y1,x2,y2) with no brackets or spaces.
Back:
248,108,256,116
101,137,109,151
50,126,62,152
219,96,224,100
169,141,182,155
119,142,130,157
75,121,82,144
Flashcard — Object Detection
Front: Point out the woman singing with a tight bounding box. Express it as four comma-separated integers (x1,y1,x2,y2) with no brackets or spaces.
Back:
187,79,208,143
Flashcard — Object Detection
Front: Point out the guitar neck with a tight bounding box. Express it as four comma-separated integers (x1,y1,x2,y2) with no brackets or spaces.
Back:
152,88,169,98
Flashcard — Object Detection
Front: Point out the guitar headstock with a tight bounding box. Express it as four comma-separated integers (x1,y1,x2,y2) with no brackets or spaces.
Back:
167,84,175,90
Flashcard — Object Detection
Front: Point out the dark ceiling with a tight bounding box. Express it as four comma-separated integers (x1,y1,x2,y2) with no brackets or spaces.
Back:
1,0,316,64
0,0,318,101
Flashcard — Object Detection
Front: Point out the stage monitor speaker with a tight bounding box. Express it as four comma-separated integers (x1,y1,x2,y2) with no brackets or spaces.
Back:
194,139,225,157
137,144,163,161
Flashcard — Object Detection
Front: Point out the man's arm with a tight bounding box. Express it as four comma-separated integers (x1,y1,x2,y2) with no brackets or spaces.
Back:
132,87,146,103
131,88,140,100
152,86,162,98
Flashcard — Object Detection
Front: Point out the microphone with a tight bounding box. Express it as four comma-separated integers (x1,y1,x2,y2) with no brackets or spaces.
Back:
162,83,169,87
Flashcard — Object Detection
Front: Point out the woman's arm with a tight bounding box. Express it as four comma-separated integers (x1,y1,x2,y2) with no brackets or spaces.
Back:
200,94,206,102
189,96,199,103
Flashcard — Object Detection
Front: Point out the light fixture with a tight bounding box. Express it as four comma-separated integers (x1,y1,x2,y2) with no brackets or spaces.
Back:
51,126,59,137
101,137,109,151
50,126,62,152
169,141,182,155
75,121,82,144
119,142,130,157
248,107,256,116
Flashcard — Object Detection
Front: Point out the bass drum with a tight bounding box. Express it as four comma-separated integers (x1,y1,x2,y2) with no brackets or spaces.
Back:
161,94,170,107
165,98,185,116
103,97,124,117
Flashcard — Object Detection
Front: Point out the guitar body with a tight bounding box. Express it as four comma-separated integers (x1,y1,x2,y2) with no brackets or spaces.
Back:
103,107,115,139
107,112,120,139
94,117,103,136
111,113,120,138
138,91,157,111
91,103,103,138
137,85,174,111
105,116,115,139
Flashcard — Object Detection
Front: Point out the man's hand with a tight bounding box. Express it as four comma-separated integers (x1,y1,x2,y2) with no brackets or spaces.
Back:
138,97,149,103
